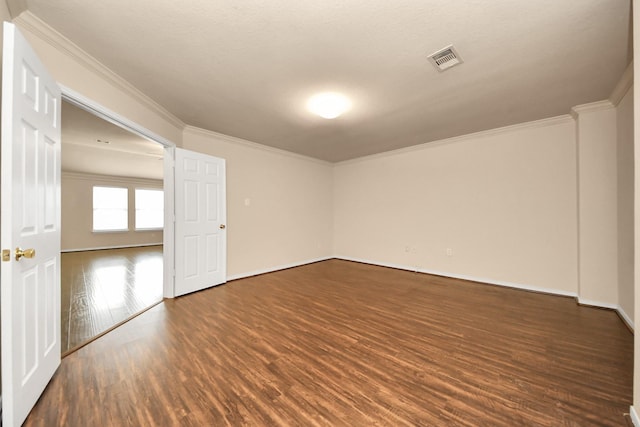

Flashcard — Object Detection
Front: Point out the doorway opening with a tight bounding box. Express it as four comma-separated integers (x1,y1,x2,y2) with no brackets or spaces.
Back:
60,99,166,355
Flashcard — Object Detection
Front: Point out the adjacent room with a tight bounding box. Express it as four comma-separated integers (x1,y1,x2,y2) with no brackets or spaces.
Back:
0,1,637,426
60,100,165,353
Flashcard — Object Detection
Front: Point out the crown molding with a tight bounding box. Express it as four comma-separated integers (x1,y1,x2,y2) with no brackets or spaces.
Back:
336,114,574,166
571,100,615,116
184,126,333,166
609,62,633,107
14,11,186,130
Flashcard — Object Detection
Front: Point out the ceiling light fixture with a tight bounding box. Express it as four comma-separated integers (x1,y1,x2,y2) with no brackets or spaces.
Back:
307,92,351,119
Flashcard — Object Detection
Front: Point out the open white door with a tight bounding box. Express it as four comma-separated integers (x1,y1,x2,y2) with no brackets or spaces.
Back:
174,148,226,296
1,23,61,427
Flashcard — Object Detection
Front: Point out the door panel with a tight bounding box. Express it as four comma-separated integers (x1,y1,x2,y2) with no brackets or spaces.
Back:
174,148,226,296
1,23,62,427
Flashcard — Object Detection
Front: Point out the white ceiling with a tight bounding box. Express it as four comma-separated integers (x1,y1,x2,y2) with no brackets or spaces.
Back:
62,101,164,180
23,0,633,162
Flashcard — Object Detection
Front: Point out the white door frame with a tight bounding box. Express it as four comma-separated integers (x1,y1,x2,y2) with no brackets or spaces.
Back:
59,85,178,298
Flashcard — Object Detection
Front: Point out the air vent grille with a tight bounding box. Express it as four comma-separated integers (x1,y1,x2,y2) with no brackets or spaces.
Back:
428,45,463,72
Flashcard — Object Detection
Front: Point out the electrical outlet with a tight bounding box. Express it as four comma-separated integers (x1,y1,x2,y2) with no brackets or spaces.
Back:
446,248,453,257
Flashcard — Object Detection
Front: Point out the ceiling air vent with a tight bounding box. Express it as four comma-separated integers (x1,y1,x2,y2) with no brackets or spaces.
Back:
428,45,463,72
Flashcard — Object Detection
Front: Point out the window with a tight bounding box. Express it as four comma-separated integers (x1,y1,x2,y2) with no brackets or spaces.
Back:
93,186,128,231
135,189,164,230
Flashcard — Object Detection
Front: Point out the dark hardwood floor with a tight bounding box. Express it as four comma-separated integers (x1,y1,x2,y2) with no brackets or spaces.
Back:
28,259,632,426
61,246,164,354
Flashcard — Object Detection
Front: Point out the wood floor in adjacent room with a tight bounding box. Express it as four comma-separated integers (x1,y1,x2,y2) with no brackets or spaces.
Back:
61,246,164,354
27,259,632,426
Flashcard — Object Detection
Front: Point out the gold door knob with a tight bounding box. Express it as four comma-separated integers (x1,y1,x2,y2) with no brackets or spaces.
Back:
219,224,226,229
15,247,36,261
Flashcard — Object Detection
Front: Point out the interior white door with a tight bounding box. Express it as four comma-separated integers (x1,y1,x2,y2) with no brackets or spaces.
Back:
0,23,62,427
174,148,226,296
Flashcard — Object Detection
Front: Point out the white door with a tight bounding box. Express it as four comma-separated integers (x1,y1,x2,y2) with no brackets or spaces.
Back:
1,23,61,427
174,148,226,296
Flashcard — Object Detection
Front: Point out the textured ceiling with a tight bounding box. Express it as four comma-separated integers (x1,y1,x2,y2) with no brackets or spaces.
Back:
25,0,632,162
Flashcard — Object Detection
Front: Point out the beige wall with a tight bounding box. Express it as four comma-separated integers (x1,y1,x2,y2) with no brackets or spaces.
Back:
334,118,579,294
183,128,334,278
61,172,163,251
617,87,634,324
574,103,619,306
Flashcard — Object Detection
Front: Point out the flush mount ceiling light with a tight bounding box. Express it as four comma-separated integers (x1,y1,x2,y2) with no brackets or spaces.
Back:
307,92,352,119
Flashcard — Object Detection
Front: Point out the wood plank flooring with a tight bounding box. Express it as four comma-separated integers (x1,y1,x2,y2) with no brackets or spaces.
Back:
28,259,632,426
61,246,164,354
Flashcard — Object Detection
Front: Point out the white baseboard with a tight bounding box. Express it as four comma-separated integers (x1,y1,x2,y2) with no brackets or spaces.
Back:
631,406,640,427
577,298,635,332
227,256,333,282
61,243,163,253
337,256,635,331
576,298,618,309
335,256,578,298
417,266,578,298
211,255,638,332
336,256,420,274
617,307,635,331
